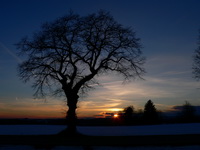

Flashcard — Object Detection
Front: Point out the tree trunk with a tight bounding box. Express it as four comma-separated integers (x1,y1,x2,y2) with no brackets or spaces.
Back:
60,83,80,136
65,93,79,136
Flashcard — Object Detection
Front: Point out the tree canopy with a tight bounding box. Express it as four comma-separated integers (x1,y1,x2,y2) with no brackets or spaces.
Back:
17,11,145,97
17,10,145,134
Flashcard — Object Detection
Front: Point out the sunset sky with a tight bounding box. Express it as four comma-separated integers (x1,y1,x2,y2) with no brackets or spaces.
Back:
1,0,200,118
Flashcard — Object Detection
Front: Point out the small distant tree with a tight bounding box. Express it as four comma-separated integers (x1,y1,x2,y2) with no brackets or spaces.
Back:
143,100,158,124
180,101,196,122
123,105,134,124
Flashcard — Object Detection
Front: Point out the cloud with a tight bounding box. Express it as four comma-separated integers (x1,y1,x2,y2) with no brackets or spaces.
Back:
160,71,190,76
0,42,22,63
77,62,200,116
0,52,198,118
0,97,67,118
146,54,192,76
79,53,200,116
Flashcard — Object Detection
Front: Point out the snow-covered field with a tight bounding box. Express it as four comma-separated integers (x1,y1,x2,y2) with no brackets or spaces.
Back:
79,123,200,136
0,145,200,150
0,123,200,149
0,123,200,136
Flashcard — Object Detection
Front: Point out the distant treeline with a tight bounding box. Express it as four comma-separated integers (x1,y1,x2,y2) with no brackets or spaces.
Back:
112,100,200,125
0,100,199,126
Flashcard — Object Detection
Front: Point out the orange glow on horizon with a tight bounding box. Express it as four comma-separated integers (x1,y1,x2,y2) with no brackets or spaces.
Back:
106,108,123,112
113,114,119,118
0,111,65,119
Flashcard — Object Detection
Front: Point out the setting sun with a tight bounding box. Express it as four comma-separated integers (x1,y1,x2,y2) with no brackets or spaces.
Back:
114,114,119,118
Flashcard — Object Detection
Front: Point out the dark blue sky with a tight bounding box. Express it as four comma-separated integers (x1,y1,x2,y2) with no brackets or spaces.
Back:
0,0,200,118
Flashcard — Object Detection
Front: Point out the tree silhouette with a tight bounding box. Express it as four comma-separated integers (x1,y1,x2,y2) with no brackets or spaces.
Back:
193,31,200,80
17,11,145,135
123,105,134,124
180,101,196,122
143,100,158,124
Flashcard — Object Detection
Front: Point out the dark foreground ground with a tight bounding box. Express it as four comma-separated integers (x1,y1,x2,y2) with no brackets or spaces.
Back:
0,134,200,148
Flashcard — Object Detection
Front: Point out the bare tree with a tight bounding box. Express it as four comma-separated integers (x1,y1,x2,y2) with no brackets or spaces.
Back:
17,11,145,135
193,31,200,80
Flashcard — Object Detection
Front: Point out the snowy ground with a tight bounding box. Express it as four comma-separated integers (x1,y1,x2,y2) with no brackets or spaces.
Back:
79,123,200,136
1,145,200,150
0,123,200,136
0,123,200,149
